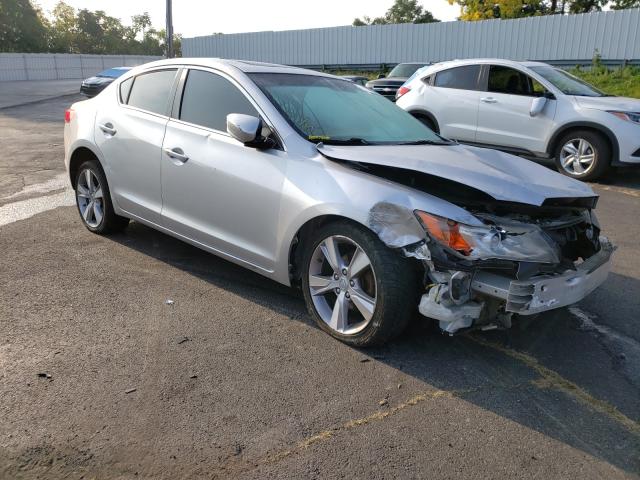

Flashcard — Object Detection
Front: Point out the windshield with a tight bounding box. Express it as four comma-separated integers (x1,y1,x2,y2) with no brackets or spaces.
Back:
249,73,446,145
530,66,607,97
97,68,128,78
388,64,425,79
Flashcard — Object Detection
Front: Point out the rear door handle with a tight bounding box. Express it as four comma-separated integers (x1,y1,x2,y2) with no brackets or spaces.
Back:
480,97,497,104
163,147,189,163
99,123,117,135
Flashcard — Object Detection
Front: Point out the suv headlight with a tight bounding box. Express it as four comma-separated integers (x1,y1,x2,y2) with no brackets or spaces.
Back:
608,111,640,125
414,211,560,264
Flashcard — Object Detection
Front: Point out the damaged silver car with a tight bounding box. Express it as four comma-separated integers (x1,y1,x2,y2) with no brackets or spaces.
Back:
64,59,615,346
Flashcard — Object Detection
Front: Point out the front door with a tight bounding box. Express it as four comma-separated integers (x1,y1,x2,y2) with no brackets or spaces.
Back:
160,69,286,272
476,65,557,155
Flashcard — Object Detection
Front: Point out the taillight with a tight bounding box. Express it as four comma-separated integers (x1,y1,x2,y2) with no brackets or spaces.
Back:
396,86,411,100
64,108,74,123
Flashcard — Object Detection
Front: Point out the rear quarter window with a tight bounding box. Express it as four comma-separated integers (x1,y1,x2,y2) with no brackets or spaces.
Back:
119,77,133,103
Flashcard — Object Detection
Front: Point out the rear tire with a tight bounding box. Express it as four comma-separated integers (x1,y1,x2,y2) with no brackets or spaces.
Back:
301,220,419,347
554,130,611,181
75,160,129,234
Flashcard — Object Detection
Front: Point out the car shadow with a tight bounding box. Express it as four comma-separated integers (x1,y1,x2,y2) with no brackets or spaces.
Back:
109,221,640,475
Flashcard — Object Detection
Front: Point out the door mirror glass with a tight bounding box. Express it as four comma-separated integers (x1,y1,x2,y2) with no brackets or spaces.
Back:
377,74,385,79
530,96,547,117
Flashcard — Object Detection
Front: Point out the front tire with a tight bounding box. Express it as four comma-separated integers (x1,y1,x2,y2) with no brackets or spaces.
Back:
75,160,129,234
301,221,419,347
554,130,611,181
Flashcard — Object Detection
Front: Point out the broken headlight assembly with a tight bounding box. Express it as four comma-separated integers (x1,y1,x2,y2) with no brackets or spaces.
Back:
414,211,560,264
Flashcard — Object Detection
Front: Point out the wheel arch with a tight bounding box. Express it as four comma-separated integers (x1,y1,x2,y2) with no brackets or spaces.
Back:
547,122,619,165
287,214,371,288
68,145,105,189
407,108,440,133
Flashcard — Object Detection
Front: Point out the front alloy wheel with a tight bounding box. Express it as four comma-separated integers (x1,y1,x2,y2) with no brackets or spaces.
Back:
559,138,596,177
554,130,610,181
301,221,419,347
308,235,377,336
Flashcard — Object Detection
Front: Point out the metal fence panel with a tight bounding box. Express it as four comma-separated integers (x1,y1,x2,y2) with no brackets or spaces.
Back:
0,54,161,82
183,9,640,66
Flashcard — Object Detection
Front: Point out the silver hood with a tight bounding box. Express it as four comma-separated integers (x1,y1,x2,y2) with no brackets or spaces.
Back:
574,95,640,112
318,143,596,207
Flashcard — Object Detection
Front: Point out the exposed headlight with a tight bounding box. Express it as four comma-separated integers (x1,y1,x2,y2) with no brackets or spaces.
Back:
414,211,560,264
608,111,640,125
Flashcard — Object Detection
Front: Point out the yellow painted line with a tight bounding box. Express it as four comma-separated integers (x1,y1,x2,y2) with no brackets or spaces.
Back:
468,335,640,436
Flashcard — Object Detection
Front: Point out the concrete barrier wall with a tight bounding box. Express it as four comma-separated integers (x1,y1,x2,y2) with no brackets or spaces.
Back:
0,54,162,82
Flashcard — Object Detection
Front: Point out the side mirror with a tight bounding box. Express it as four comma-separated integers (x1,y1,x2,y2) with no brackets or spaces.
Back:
226,113,275,149
529,96,547,117
377,73,385,79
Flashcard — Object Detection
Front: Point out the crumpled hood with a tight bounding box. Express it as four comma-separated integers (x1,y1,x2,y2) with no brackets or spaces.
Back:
318,143,596,207
574,95,640,112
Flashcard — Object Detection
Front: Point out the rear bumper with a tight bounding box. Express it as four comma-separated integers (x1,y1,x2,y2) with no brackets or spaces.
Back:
471,238,615,315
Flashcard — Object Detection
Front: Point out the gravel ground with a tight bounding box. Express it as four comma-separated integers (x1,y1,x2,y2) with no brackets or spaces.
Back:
0,93,639,479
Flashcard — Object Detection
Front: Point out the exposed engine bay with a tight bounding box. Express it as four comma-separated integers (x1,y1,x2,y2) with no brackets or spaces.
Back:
319,146,616,334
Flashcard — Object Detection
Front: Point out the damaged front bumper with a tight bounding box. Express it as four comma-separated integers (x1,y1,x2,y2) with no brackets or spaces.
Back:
419,238,615,334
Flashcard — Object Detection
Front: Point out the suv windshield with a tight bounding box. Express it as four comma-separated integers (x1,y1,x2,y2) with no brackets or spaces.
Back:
530,66,607,97
249,73,446,145
388,63,425,78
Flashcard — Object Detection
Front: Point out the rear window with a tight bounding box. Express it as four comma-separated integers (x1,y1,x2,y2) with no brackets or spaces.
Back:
434,65,481,90
126,69,177,115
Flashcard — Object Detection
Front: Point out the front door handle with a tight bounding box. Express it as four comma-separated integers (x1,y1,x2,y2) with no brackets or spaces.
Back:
99,123,117,135
480,97,497,104
163,147,189,163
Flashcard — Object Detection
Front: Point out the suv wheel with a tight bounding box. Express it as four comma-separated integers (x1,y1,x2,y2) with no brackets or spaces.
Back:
554,130,611,181
301,221,419,347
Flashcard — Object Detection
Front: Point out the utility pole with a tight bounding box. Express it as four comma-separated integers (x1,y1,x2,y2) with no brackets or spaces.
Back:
166,0,174,58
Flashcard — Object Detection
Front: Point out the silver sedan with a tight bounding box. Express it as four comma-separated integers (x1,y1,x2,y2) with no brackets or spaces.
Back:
64,58,613,346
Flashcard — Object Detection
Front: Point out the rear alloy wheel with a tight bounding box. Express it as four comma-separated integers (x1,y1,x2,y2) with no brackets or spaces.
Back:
75,160,129,234
301,221,419,347
554,130,610,181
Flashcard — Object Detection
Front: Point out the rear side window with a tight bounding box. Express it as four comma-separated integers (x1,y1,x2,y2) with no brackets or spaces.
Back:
126,69,177,115
487,65,544,96
179,69,258,132
434,65,481,90
119,77,133,103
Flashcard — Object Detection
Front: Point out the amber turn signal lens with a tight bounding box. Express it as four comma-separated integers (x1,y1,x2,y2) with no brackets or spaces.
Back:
415,211,473,256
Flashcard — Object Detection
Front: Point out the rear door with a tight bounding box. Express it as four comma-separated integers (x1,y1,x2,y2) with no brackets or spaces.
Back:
160,68,287,271
428,65,483,141
476,65,557,154
94,68,178,224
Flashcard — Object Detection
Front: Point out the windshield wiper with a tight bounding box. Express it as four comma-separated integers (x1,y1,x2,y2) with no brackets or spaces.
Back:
395,139,452,146
317,137,372,146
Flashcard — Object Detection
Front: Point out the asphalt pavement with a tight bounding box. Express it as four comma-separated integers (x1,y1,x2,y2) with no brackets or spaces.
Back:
0,89,639,479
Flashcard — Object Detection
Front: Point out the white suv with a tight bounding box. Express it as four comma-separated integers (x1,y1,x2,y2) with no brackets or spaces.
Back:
396,59,640,181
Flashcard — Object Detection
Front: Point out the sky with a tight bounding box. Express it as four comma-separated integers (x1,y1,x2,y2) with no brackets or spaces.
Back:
35,0,461,37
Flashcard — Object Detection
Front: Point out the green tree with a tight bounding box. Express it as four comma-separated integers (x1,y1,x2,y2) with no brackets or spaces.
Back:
0,0,49,52
353,0,440,26
448,0,547,20
49,1,77,53
609,0,640,7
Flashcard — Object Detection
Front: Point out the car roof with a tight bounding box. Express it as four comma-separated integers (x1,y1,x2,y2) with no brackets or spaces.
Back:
427,58,550,70
134,57,336,77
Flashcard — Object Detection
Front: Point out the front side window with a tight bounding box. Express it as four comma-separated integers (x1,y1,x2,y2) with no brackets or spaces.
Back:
126,69,177,115
249,73,446,145
180,70,258,131
530,66,607,97
434,65,481,91
487,65,544,96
